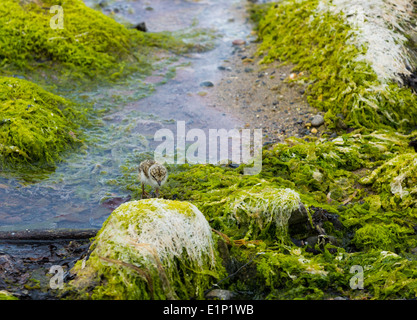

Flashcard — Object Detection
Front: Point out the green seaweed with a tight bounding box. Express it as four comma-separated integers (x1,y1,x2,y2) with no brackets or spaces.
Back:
0,76,82,167
256,0,417,132
0,0,147,79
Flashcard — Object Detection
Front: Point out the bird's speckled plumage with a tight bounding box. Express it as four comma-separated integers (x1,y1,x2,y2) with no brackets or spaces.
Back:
138,159,168,198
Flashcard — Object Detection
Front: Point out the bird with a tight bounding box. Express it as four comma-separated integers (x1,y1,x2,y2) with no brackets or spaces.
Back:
138,159,168,199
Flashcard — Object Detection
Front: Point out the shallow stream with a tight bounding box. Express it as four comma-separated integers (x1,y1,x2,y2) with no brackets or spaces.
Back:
0,0,255,231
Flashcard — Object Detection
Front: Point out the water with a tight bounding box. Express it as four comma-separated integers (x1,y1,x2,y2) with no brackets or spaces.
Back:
0,0,254,231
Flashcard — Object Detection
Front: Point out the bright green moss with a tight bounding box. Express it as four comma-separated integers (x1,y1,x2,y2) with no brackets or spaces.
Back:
352,223,416,252
251,246,417,300
361,153,417,210
0,0,215,83
0,290,19,300
0,0,146,79
0,76,81,166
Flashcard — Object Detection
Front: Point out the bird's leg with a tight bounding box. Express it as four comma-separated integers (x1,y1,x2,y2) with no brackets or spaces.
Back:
141,183,150,199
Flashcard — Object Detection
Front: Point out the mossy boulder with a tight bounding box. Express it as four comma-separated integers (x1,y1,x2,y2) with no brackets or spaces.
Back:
0,76,80,166
212,184,305,241
0,0,146,78
256,0,417,132
65,199,225,300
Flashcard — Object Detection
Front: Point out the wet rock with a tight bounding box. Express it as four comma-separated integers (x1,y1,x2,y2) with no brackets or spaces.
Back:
133,22,147,32
337,118,348,130
410,139,417,152
218,66,231,71
288,203,315,239
311,206,344,232
100,195,131,211
200,81,214,87
311,114,324,127
232,39,246,46
98,0,108,8
205,289,235,300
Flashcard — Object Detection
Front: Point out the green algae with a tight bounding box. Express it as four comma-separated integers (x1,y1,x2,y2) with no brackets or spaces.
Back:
0,290,19,300
65,199,225,300
0,76,82,167
0,0,146,79
256,0,417,132
249,246,417,300
156,125,417,298
96,0,417,300
0,0,216,85
361,153,417,210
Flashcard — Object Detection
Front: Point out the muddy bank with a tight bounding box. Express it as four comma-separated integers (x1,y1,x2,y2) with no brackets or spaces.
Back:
211,41,324,143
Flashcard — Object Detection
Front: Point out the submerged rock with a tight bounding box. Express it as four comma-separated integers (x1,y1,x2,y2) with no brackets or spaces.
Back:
232,39,246,46
64,199,225,299
200,81,214,87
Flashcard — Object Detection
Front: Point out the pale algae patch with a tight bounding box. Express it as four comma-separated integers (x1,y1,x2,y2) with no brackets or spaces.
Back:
318,0,416,82
227,185,301,240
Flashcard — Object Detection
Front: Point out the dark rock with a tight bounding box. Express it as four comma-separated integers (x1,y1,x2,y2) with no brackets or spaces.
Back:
133,22,147,32
98,0,108,8
336,113,345,120
337,118,347,130
200,81,214,87
311,206,344,232
288,203,315,239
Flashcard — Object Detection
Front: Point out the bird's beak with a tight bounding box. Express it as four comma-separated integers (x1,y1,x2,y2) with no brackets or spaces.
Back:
158,181,161,186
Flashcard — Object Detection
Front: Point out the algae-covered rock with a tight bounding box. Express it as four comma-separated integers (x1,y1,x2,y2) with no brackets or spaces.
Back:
0,76,80,166
256,0,417,132
0,0,145,77
65,199,225,300
223,185,303,241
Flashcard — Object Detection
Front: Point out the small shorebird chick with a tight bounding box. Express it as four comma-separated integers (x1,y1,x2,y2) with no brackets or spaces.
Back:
138,159,168,199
